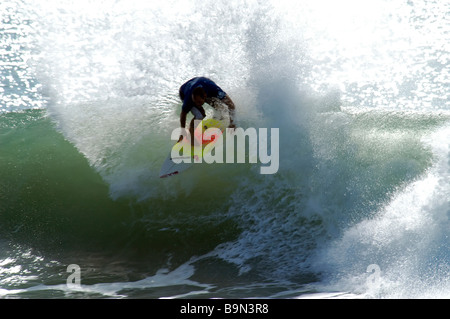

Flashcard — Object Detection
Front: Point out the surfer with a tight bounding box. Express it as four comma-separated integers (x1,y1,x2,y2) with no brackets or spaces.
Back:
178,77,236,143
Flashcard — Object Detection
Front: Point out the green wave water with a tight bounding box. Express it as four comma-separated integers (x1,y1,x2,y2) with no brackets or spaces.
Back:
1,107,448,298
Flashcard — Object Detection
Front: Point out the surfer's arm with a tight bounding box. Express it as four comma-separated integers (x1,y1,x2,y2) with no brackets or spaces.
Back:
222,95,236,128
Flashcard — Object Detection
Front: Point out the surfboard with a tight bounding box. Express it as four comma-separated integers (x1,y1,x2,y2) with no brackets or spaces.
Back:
159,118,227,178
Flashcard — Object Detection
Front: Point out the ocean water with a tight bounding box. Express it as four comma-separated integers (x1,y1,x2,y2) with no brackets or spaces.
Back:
0,0,449,299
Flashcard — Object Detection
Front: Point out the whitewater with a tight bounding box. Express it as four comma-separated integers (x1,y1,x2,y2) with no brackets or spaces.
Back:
0,0,449,299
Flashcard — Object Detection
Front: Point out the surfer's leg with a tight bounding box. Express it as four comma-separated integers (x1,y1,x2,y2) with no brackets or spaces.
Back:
189,107,205,146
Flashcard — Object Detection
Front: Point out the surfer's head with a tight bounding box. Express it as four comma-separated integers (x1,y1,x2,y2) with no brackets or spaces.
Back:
192,86,207,107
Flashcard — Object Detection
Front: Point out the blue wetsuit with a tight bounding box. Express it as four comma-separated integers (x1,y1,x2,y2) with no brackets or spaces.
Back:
179,77,227,113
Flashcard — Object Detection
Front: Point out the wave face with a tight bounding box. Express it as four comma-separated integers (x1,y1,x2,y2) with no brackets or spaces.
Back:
0,0,449,298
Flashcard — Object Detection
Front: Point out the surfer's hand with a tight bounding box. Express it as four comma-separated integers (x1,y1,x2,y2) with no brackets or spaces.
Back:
177,135,183,143
228,123,236,130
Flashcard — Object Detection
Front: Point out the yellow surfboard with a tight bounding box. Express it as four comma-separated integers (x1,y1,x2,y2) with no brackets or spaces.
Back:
159,118,227,178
